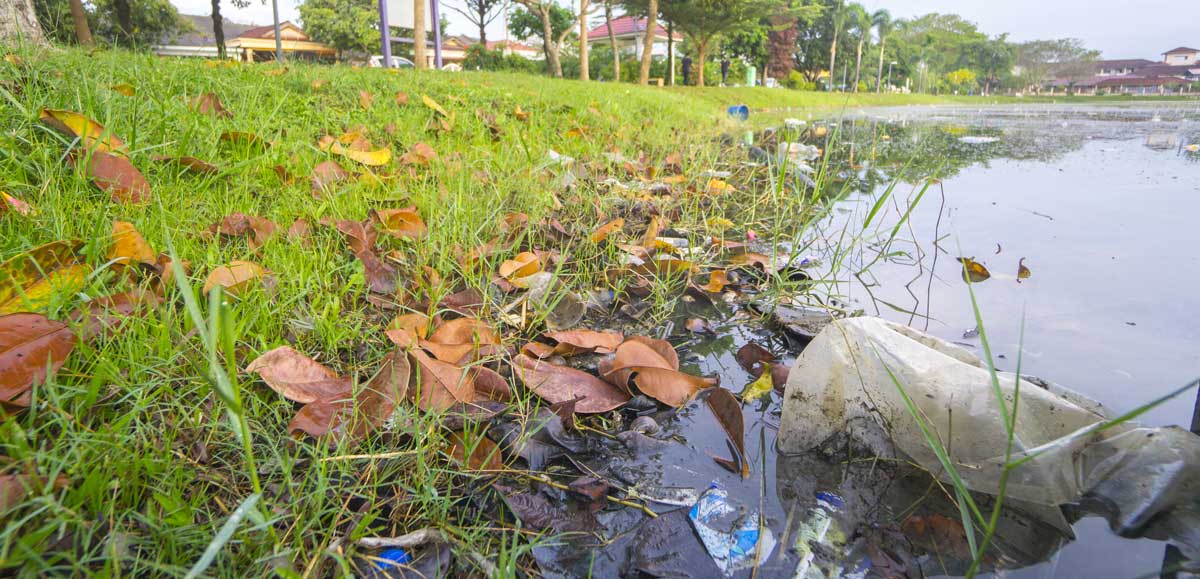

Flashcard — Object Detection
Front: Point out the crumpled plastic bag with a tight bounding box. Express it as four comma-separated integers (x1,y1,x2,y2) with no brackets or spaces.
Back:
688,484,776,576
778,317,1200,555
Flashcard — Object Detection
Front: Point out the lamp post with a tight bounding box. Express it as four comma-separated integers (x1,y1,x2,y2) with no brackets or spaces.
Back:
379,0,392,68
271,0,283,63
886,60,896,91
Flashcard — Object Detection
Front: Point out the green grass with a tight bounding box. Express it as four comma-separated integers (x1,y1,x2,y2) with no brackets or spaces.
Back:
0,43,1007,576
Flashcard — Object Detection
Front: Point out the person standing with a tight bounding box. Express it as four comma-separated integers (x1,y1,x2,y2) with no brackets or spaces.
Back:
681,55,693,86
721,58,731,85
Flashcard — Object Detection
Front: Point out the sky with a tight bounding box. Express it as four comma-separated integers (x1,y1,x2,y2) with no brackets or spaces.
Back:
168,0,1196,60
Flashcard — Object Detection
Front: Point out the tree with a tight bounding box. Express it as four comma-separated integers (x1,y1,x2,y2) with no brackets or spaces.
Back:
578,0,589,80
826,0,846,90
872,8,890,92
111,0,131,44
212,0,253,59
657,0,788,87
35,0,183,46
69,0,91,45
2,0,48,43
847,2,868,92
637,0,656,84
446,0,503,47
413,0,427,68
510,1,578,77
1013,38,1097,93
764,0,821,82
299,0,380,56
603,0,618,80
945,67,976,92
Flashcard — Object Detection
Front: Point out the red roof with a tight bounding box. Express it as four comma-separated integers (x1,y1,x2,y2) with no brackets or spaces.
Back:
1095,75,1188,87
1162,47,1199,54
237,21,308,40
485,40,538,52
587,16,681,41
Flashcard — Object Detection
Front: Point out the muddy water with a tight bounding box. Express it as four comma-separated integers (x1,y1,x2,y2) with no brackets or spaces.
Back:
611,104,1200,578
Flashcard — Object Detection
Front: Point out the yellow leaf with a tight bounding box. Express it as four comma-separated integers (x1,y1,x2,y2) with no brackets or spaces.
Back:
661,174,686,185
956,257,991,283
110,83,135,97
38,109,126,153
705,217,734,231
107,221,156,265
590,218,625,243
331,142,391,166
739,370,773,401
0,240,90,314
513,105,530,122
706,179,736,194
499,252,541,280
422,95,449,117
1017,257,1031,282
203,260,266,296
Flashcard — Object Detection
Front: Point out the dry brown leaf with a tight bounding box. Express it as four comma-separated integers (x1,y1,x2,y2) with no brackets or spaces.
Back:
400,142,438,166
706,388,750,478
449,431,504,471
513,354,629,413
311,160,351,194
202,260,266,296
74,151,150,203
245,345,353,404
187,93,232,118
154,155,220,175
604,336,715,407
288,350,410,440
395,91,409,106
543,329,624,355
498,252,541,280
358,90,374,111
407,348,475,412
699,270,730,293
0,313,77,408
208,213,278,249
371,207,426,239
68,288,162,343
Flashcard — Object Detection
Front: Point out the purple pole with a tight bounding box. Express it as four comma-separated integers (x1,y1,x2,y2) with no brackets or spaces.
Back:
379,0,392,68
431,0,443,69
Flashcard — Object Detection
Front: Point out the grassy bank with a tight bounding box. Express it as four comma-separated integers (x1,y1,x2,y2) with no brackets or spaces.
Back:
0,45,959,576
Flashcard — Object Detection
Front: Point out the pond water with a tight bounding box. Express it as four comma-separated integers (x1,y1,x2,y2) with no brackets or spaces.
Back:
516,103,1199,579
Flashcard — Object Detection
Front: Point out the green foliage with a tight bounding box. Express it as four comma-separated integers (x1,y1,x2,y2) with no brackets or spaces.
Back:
298,0,381,55
34,0,189,47
786,69,815,90
945,67,977,92
507,3,574,49
462,44,543,73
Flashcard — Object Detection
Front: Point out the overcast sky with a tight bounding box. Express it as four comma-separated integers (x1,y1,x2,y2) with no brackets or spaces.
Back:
168,0,1194,59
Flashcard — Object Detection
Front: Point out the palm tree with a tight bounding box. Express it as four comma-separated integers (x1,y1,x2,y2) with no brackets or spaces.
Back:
872,9,891,93
848,3,869,92
826,0,846,91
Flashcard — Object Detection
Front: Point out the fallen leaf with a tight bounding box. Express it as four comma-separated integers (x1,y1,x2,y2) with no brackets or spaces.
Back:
565,127,586,139
202,260,266,296
371,207,426,239
421,317,499,364
449,431,504,471
334,219,398,294
0,471,69,511
110,83,135,96
287,219,311,243
512,354,629,413
288,350,410,440
1017,258,1031,282
495,485,599,533
542,329,624,355
739,370,772,401
107,220,156,265
422,95,449,117
358,90,373,110
208,213,278,250
262,66,287,76
498,252,541,280
187,93,232,118
641,216,662,247
407,348,475,412
321,133,392,167
0,240,89,315
400,142,438,166
729,252,772,272
310,78,327,90
734,342,775,374
154,155,220,175
684,318,713,334
440,288,485,316
75,150,150,203
311,160,351,194
395,91,409,105
473,366,512,402
245,345,352,404
706,179,736,194
0,313,77,408
513,105,530,122
0,192,34,217
956,257,991,283
699,270,730,293
902,514,971,557
590,218,625,243
604,336,715,407
385,312,431,348
706,388,749,478
68,288,162,342
38,109,126,152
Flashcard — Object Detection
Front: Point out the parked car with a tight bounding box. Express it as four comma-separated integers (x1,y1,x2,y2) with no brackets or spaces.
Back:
369,55,415,68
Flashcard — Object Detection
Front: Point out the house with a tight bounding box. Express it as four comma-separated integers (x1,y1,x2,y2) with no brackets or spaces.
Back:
1053,45,1200,95
155,16,335,62
485,40,543,60
586,16,682,60
1162,47,1199,66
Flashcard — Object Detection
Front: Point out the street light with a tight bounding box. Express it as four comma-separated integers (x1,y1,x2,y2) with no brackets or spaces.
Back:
271,0,283,63
886,61,897,91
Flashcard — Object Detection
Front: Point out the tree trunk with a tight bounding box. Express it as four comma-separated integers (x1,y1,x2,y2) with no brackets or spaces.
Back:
666,20,674,85
212,0,225,59
827,29,838,91
579,0,588,80
539,5,561,77
69,0,93,46
113,0,133,45
413,0,427,68
852,37,863,92
875,36,885,93
0,0,47,44
637,0,656,85
605,1,618,81
696,39,707,87
478,19,487,47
